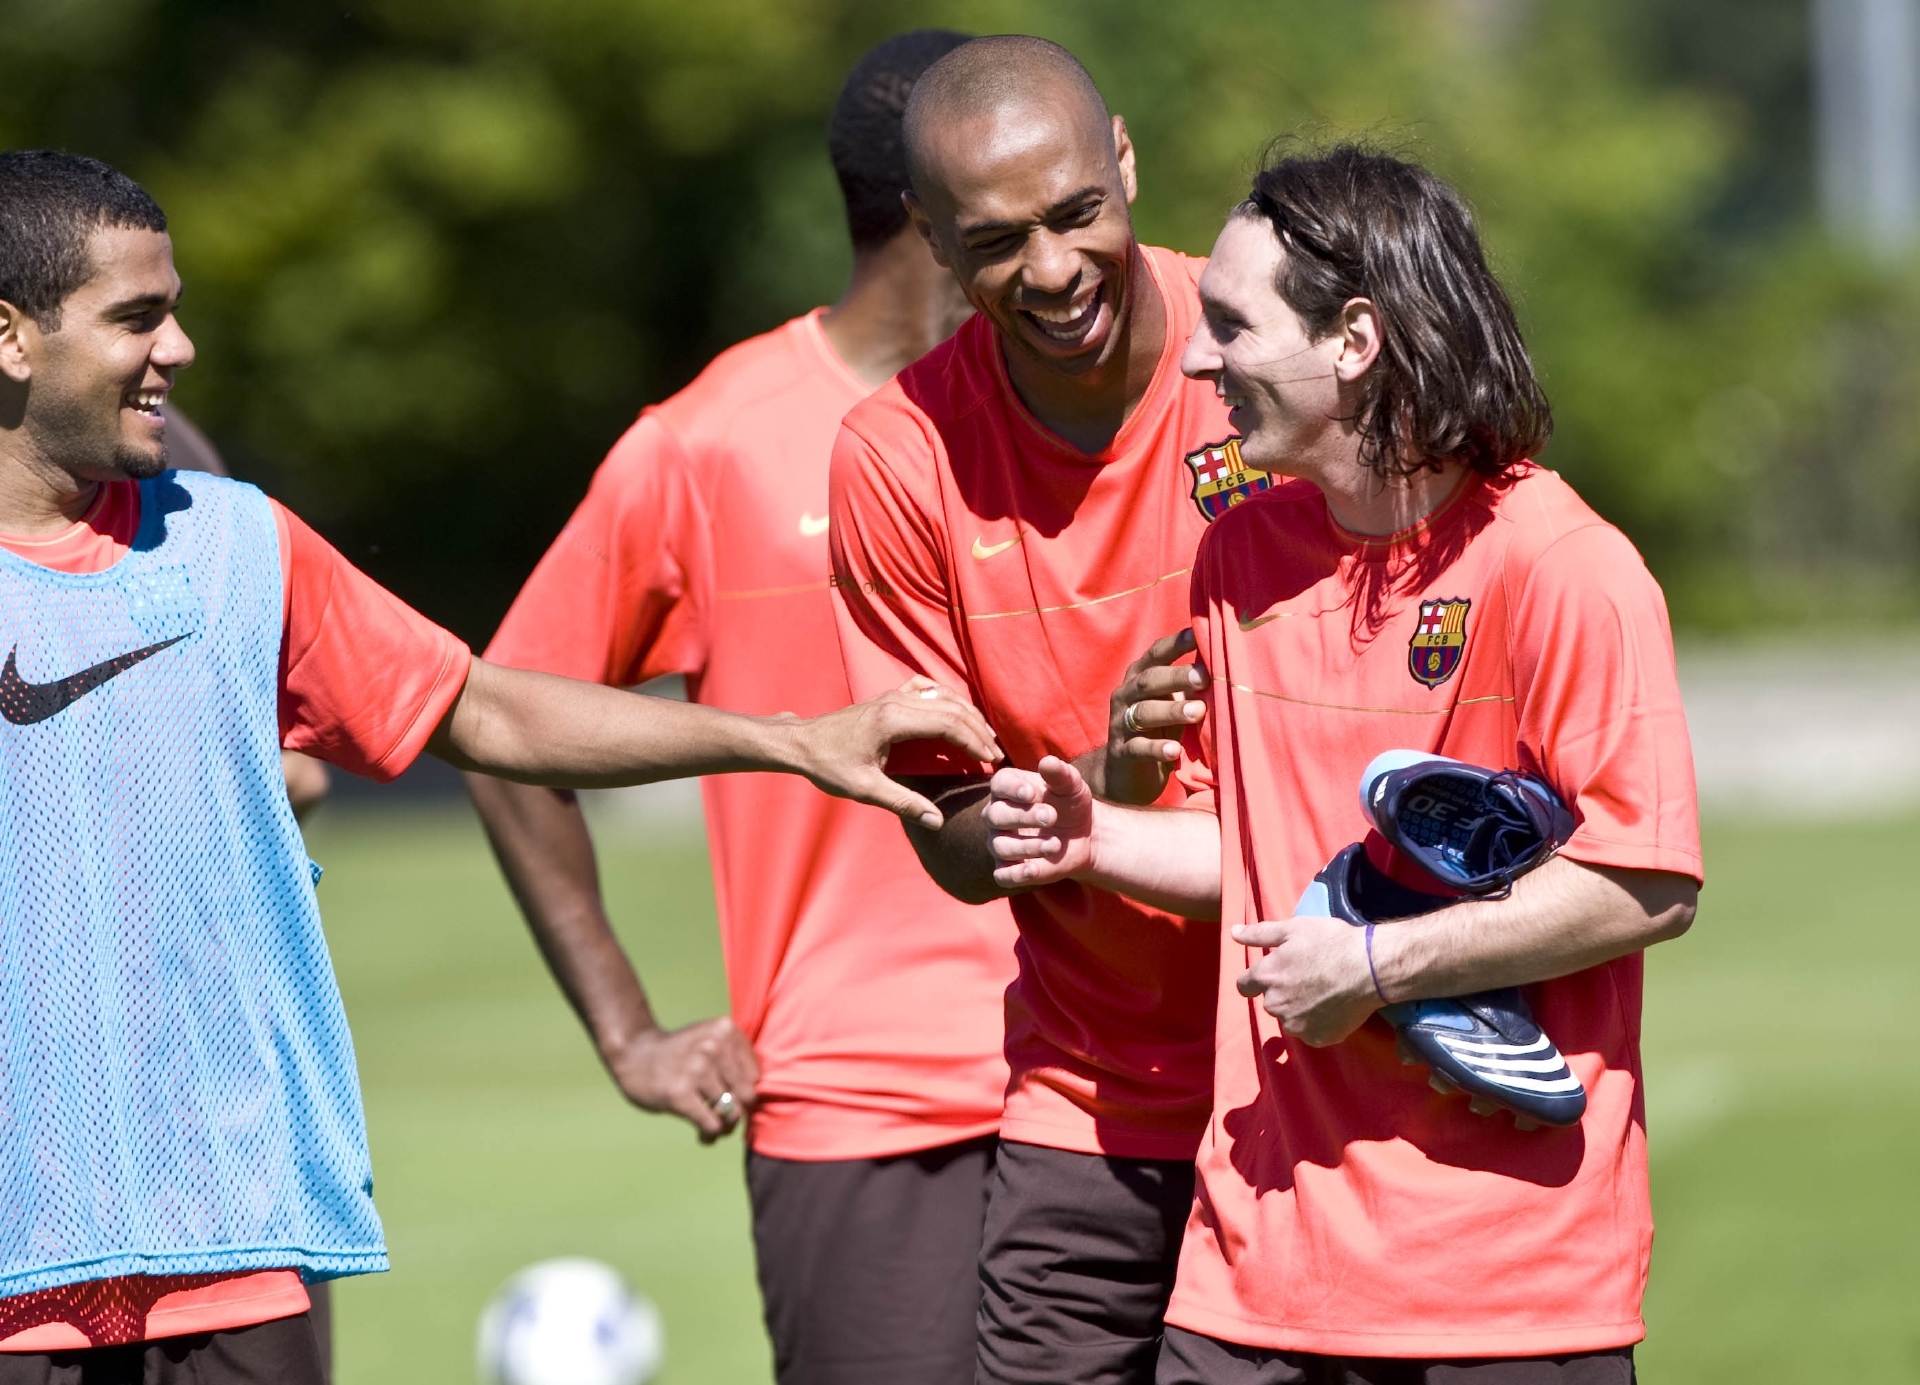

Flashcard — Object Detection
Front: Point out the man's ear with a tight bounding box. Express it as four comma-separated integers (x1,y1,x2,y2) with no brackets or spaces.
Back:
0,299,35,386
1112,115,1138,206
902,191,954,271
1333,297,1383,385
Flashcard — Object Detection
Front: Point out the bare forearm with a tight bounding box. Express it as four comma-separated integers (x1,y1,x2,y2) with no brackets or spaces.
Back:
1370,857,1697,1001
437,660,805,789
467,769,761,1139
465,771,658,1057
1082,802,1222,919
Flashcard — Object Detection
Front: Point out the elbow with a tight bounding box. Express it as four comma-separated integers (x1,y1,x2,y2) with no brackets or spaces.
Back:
910,836,1007,906
898,782,1005,905
1594,865,1698,952
1647,897,1696,946
1638,877,1699,948
941,875,1008,907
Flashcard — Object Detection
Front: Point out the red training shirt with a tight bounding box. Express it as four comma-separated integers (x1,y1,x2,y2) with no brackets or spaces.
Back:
829,247,1233,1159
0,476,470,1351
1169,465,1702,1356
485,309,1018,1161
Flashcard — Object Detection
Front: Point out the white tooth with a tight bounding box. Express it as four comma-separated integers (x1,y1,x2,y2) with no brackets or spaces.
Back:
1032,299,1094,327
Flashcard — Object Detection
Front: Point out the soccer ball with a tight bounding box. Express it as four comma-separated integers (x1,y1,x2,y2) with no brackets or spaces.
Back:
476,1258,665,1385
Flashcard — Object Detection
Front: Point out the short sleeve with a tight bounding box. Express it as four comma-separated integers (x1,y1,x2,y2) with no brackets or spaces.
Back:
484,414,710,687
1510,524,1702,882
827,413,982,776
273,501,471,781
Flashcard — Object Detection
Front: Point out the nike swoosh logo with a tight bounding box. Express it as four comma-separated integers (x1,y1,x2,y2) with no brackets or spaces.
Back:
971,533,1022,560
798,513,830,537
0,634,191,726
1236,610,1281,632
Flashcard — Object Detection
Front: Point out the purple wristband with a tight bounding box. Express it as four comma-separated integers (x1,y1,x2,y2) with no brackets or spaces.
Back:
1363,922,1389,1004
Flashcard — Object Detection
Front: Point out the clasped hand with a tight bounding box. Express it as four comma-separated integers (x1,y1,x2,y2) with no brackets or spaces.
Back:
983,755,1096,890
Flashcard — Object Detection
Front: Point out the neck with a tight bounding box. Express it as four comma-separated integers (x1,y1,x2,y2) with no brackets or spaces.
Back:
0,436,102,538
1304,446,1468,539
820,231,969,389
1003,242,1166,456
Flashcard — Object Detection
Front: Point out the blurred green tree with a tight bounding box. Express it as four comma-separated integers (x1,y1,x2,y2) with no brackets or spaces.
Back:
1,0,1912,637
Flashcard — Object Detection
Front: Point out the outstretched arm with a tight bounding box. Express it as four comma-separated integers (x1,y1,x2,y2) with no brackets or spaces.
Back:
429,660,1001,829
984,756,1221,919
465,773,757,1142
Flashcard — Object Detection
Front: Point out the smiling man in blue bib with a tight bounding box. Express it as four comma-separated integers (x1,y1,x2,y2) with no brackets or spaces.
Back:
0,149,1003,1385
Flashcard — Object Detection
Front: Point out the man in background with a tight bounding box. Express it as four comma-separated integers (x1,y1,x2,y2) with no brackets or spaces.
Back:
468,32,1018,1385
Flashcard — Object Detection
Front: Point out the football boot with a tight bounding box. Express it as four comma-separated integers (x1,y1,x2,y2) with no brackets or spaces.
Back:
1357,749,1576,897
1294,844,1588,1129
1288,752,1585,1129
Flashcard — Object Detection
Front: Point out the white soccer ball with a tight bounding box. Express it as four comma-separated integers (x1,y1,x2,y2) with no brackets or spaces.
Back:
476,1257,665,1385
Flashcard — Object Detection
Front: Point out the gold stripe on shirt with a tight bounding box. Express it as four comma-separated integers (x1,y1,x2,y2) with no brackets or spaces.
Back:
716,580,831,601
1220,681,1514,717
966,567,1194,622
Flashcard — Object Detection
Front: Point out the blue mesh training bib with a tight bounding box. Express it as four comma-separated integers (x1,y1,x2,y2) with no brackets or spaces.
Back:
0,471,386,1297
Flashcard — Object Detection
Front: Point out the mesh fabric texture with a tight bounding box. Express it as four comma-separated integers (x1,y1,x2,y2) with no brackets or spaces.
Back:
0,471,385,1298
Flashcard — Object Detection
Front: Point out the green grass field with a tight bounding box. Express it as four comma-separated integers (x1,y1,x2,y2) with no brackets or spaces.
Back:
305,806,1920,1384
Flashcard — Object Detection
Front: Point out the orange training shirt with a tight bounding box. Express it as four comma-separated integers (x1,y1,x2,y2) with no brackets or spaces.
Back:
1167,465,1702,1357
0,476,470,1350
829,247,1233,1160
485,310,1018,1162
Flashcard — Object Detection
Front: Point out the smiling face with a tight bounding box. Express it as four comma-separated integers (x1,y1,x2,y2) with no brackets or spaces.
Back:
1182,214,1357,478
16,225,194,482
907,97,1139,380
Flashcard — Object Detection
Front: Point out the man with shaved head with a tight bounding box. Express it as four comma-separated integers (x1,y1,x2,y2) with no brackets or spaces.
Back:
830,34,1251,1385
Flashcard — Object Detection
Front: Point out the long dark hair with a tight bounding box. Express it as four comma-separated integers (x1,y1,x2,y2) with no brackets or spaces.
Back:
1239,143,1551,479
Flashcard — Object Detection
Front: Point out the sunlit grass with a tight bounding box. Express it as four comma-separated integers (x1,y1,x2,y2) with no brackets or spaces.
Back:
1638,815,1920,1382
311,808,765,1385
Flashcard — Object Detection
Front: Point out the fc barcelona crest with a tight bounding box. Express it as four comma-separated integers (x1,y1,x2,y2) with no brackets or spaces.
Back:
1408,597,1471,688
1184,438,1273,521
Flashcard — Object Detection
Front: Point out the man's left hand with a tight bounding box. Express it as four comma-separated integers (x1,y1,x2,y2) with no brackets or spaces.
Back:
1232,913,1380,1047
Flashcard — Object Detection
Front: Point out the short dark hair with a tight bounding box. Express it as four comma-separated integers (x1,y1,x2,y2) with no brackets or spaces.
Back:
902,35,1109,197
0,150,167,331
1238,144,1551,480
828,29,971,251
